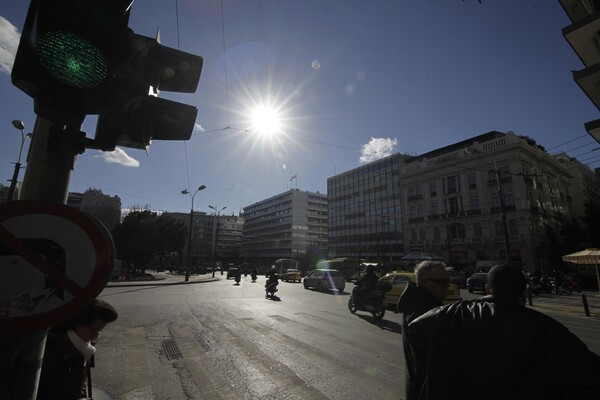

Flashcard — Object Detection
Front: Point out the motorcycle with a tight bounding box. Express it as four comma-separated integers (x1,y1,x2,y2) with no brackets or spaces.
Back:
251,272,257,282
234,274,241,285
348,282,391,320
265,274,279,299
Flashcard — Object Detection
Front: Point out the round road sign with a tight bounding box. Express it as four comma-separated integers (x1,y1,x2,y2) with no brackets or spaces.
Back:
0,201,113,333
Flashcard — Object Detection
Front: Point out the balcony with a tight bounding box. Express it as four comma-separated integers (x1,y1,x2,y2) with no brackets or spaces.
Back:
466,209,482,216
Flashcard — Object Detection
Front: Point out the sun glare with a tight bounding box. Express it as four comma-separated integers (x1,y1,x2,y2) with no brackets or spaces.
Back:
250,106,282,136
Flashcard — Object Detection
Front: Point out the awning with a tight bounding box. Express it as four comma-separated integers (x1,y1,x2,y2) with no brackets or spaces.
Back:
562,248,600,290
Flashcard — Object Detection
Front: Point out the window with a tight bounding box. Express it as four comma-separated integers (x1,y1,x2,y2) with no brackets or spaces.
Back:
468,173,477,189
411,228,417,241
448,223,465,239
504,190,515,207
434,226,440,241
430,182,437,197
446,176,458,194
491,192,501,208
431,200,438,215
448,197,459,214
470,194,479,211
419,228,425,241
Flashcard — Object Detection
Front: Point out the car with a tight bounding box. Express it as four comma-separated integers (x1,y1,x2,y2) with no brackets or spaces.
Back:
226,267,238,279
303,269,345,293
467,272,488,293
447,269,467,288
282,268,302,282
377,271,462,309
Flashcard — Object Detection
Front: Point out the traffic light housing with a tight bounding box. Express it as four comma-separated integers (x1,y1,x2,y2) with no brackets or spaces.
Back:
12,0,133,120
12,0,203,150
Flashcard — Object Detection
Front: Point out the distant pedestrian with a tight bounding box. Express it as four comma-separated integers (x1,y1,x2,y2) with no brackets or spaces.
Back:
397,260,449,400
37,299,118,400
408,264,600,400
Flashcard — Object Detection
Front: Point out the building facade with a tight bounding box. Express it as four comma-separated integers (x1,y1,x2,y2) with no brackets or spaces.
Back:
242,189,328,268
67,188,121,231
167,211,243,265
327,154,405,263
328,131,600,274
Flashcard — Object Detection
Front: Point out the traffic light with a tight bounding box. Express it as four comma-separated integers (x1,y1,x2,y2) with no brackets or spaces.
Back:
92,32,203,151
12,0,203,150
11,0,133,120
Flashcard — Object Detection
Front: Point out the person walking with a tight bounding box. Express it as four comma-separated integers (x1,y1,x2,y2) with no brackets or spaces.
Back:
36,299,118,400
397,260,449,400
408,264,600,400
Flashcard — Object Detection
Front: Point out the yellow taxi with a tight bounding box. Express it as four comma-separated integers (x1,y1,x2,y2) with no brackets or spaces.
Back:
281,268,302,283
377,271,462,309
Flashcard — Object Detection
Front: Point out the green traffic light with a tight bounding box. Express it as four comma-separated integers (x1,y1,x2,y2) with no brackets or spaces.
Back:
38,30,108,89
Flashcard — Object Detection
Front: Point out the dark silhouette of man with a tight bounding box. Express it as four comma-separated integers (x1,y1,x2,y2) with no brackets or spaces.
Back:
397,260,449,400
408,264,600,400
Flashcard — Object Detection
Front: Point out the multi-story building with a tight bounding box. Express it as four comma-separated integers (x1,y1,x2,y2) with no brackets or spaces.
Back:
166,211,243,264
327,154,405,263
67,188,121,231
328,130,600,274
242,189,328,268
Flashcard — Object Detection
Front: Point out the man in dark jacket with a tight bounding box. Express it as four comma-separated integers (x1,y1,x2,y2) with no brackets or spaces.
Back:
353,265,379,307
409,264,600,400
397,260,449,400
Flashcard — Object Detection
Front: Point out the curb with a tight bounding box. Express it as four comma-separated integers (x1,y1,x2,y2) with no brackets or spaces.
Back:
105,276,220,288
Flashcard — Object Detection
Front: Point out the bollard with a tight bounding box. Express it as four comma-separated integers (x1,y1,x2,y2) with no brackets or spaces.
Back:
582,293,591,317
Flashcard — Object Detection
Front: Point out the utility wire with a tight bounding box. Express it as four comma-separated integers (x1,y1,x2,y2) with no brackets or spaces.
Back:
545,134,588,151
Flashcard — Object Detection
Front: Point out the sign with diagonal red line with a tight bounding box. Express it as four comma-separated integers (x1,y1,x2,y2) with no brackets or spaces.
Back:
0,201,112,333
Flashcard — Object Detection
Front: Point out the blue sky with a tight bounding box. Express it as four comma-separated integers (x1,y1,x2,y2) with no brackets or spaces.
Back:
1,1,598,215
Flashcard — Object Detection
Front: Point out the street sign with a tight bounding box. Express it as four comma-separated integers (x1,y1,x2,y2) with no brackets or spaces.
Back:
0,201,113,333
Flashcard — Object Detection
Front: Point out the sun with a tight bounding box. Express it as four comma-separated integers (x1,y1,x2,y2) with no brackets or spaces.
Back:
249,105,282,136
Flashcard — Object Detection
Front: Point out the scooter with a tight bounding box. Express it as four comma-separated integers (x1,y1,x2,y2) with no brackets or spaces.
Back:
234,274,241,285
348,284,390,320
265,275,279,299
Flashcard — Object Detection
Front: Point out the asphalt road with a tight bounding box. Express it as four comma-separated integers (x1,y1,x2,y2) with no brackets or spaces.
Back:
92,276,600,400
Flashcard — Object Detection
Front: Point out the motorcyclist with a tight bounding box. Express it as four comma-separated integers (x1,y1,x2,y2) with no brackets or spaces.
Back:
354,265,378,307
251,266,258,281
266,266,279,293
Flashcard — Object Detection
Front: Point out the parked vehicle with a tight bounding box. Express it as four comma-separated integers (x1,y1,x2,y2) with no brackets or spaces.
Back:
281,268,302,282
347,281,391,320
467,272,488,293
378,271,462,308
303,269,345,293
447,268,467,288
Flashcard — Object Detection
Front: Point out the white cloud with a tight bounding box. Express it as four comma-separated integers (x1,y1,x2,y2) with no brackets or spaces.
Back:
96,148,140,167
194,123,205,132
0,16,20,74
359,137,398,163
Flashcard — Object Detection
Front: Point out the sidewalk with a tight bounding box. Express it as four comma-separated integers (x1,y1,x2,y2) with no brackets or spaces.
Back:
527,292,600,319
105,271,220,288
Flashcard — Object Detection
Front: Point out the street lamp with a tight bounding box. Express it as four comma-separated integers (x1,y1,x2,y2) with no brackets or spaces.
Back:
209,205,227,271
7,120,32,201
181,184,206,281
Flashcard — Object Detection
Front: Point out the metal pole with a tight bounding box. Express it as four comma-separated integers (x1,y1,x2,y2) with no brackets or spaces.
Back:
185,201,194,282
6,162,22,201
0,115,85,400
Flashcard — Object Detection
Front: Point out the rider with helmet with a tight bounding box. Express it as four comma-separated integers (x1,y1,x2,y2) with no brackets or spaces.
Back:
266,266,280,293
354,265,378,307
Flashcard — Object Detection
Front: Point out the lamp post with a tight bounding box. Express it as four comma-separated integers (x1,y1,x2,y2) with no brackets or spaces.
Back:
181,185,206,281
7,120,32,201
209,205,227,272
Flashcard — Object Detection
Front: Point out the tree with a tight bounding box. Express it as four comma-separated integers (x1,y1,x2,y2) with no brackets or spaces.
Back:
112,210,187,274
154,214,186,270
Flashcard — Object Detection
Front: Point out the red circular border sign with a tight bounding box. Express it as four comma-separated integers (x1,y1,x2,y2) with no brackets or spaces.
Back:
0,201,112,333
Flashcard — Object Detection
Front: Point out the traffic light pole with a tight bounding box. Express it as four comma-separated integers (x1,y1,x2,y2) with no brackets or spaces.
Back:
0,115,84,399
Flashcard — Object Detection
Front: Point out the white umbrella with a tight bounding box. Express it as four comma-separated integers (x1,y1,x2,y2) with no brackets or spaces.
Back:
562,248,600,290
